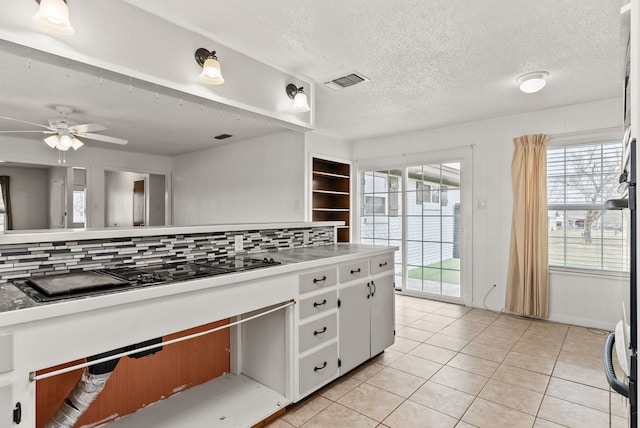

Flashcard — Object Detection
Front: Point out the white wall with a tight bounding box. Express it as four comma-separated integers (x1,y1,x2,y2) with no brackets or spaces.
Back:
104,171,146,227
353,97,624,330
172,130,305,225
0,165,48,230
0,136,172,228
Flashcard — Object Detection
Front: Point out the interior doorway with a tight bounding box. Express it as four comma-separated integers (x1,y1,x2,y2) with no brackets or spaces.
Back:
104,170,166,227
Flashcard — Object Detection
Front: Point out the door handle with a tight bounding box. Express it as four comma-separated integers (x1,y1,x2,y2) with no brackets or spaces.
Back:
371,280,376,297
366,282,371,298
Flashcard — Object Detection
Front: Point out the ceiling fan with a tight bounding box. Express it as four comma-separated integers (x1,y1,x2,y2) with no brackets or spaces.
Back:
0,106,128,151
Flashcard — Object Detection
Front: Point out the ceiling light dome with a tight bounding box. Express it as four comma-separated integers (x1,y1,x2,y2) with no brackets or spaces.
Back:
32,0,75,35
517,71,549,94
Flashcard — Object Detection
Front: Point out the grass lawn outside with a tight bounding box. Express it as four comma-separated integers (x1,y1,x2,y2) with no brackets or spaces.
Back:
549,229,626,270
408,258,460,285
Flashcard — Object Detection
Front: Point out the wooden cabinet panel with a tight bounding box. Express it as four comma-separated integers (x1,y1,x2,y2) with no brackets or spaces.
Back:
36,320,230,428
312,157,351,243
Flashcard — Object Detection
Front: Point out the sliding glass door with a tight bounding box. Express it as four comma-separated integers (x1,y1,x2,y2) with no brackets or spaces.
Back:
360,170,403,286
359,159,465,302
406,163,461,299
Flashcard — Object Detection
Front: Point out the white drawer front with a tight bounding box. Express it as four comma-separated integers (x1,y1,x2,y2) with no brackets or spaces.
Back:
370,254,394,275
299,290,337,320
339,260,370,283
299,268,337,293
299,342,338,394
299,313,337,353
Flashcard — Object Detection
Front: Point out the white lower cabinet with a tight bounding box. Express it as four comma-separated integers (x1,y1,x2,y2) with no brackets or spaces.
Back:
338,274,395,375
291,251,396,400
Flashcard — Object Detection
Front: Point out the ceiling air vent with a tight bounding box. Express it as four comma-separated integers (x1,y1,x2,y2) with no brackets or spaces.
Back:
324,72,369,90
214,134,233,140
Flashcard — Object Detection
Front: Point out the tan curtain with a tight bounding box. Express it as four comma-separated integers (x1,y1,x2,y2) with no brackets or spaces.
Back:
506,134,549,318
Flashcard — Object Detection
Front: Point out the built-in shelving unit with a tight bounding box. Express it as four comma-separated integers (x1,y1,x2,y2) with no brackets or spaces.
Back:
312,158,351,242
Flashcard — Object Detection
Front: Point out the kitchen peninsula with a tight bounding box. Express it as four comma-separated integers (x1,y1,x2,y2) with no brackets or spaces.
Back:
0,222,396,427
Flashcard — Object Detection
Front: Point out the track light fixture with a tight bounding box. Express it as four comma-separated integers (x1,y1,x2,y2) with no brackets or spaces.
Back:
32,0,75,35
195,48,225,85
286,84,310,113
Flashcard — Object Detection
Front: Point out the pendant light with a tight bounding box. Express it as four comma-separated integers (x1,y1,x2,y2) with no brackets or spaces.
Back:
195,48,225,85
286,84,311,113
32,0,75,35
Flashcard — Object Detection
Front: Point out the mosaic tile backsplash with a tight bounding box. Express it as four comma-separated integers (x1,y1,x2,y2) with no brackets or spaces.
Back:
0,226,335,284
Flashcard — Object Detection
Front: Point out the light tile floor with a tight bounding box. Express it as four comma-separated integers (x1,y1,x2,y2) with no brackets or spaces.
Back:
269,293,629,428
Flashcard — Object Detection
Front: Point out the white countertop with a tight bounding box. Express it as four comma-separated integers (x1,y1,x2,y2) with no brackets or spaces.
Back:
0,221,343,245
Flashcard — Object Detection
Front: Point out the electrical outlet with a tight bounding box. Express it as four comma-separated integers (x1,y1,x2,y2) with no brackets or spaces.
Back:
234,235,243,252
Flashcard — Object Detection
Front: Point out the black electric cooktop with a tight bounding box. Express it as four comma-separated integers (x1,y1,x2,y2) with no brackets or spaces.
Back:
14,256,281,303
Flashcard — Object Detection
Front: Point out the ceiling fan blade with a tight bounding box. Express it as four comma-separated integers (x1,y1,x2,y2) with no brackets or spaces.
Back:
77,132,128,145
0,130,49,133
69,123,107,133
0,116,53,130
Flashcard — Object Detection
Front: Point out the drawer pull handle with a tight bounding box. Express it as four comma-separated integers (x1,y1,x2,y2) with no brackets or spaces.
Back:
313,275,327,284
313,326,327,336
314,361,328,371
379,261,388,267
350,268,361,274
371,280,377,297
313,299,327,307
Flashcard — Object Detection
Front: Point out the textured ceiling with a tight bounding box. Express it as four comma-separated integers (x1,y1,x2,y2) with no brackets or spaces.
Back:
0,0,624,157
126,0,623,141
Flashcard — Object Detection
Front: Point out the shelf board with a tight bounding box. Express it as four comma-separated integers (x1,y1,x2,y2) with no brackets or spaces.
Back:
313,171,350,179
312,208,350,212
336,225,350,229
103,373,288,428
313,189,350,195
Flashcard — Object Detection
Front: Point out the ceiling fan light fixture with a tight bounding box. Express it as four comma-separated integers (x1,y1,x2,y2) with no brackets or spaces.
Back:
32,0,75,35
71,137,83,150
59,133,73,149
286,84,310,113
517,71,549,94
44,135,59,149
195,48,225,85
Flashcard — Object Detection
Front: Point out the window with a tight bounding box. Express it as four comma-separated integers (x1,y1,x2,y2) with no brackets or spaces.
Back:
547,141,627,271
73,190,86,224
364,195,386,215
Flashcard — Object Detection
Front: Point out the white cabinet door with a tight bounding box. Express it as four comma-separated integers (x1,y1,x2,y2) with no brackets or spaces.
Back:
338,282,371,374
0,384,12,427
370,275,395,356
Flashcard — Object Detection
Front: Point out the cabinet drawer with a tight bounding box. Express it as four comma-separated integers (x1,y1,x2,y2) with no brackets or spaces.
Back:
299,342,338,394
299,290,337,320
299,268,337,293
370,254,394,275
299,313,337,352
339,260,369,283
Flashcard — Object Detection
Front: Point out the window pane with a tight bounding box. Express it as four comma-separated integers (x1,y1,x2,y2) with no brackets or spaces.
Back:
547,139,627,272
